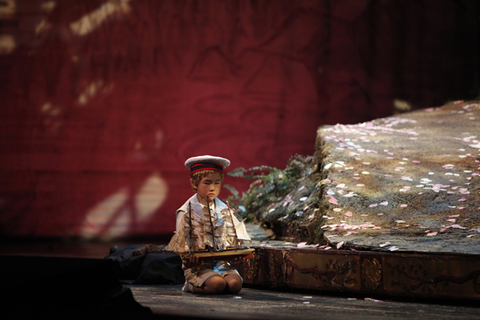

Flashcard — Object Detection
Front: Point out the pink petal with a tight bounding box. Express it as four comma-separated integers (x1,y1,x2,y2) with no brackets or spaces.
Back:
336,241,344,249
328,195,338,205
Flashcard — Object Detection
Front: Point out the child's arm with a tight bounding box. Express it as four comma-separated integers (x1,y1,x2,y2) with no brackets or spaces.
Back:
176,210,186,232
165,209,188,253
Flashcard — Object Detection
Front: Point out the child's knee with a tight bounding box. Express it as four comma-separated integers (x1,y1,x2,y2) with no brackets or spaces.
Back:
205,276,227,294
225,276,242,294
211,281,227,294
228,283,242,294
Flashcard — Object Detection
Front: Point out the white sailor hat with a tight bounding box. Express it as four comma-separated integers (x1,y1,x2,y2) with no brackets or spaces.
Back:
185,155,231,174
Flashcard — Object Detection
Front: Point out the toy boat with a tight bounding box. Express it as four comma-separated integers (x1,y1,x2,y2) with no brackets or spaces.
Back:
181,248,255,261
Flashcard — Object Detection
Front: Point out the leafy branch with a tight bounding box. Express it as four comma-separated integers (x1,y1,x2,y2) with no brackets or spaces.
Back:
223,155,313,221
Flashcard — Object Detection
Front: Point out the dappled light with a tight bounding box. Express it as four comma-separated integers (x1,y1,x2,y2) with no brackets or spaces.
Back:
69,0,131,37
0,34,15,54
81,172,168,239
77,80,113,105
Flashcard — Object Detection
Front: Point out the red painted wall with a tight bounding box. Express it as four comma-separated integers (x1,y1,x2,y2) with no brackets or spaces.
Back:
0,0,478,239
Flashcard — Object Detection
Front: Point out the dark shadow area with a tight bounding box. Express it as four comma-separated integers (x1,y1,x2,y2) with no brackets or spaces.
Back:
1,255,154,320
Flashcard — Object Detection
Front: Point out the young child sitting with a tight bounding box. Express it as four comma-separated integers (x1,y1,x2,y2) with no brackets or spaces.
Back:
165,155,251,294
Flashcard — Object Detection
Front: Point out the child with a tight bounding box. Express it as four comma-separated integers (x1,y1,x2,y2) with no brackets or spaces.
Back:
165,155,251,294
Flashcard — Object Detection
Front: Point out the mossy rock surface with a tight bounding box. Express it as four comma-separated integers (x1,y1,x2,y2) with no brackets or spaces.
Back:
241,101,480,254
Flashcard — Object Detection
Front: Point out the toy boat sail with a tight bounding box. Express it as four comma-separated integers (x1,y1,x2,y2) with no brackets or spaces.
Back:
178,198,255,261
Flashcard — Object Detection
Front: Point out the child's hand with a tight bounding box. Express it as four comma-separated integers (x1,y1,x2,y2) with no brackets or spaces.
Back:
183,254,200,267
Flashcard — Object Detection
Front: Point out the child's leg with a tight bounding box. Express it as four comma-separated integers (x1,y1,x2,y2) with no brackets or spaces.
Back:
191,275,226,294
224,274,242,294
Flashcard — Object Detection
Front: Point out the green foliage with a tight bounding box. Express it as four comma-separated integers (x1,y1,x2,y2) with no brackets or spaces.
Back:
223,155,313,221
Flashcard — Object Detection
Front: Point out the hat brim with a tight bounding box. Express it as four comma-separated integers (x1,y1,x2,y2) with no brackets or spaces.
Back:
185,155,231,171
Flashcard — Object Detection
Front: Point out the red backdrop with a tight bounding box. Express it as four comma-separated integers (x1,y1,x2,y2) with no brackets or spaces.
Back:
0,0,478,239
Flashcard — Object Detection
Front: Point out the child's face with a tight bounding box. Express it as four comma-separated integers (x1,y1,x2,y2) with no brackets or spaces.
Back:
193,171,223,202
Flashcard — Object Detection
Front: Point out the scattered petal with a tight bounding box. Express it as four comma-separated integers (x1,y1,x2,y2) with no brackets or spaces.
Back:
328,195,338,205
297,242,308,248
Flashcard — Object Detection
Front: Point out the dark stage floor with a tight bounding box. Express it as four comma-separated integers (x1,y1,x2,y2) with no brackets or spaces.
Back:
127,283,480,320
1,238,480,320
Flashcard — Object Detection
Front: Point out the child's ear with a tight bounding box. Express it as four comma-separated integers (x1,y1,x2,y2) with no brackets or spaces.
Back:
190,180,197,190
